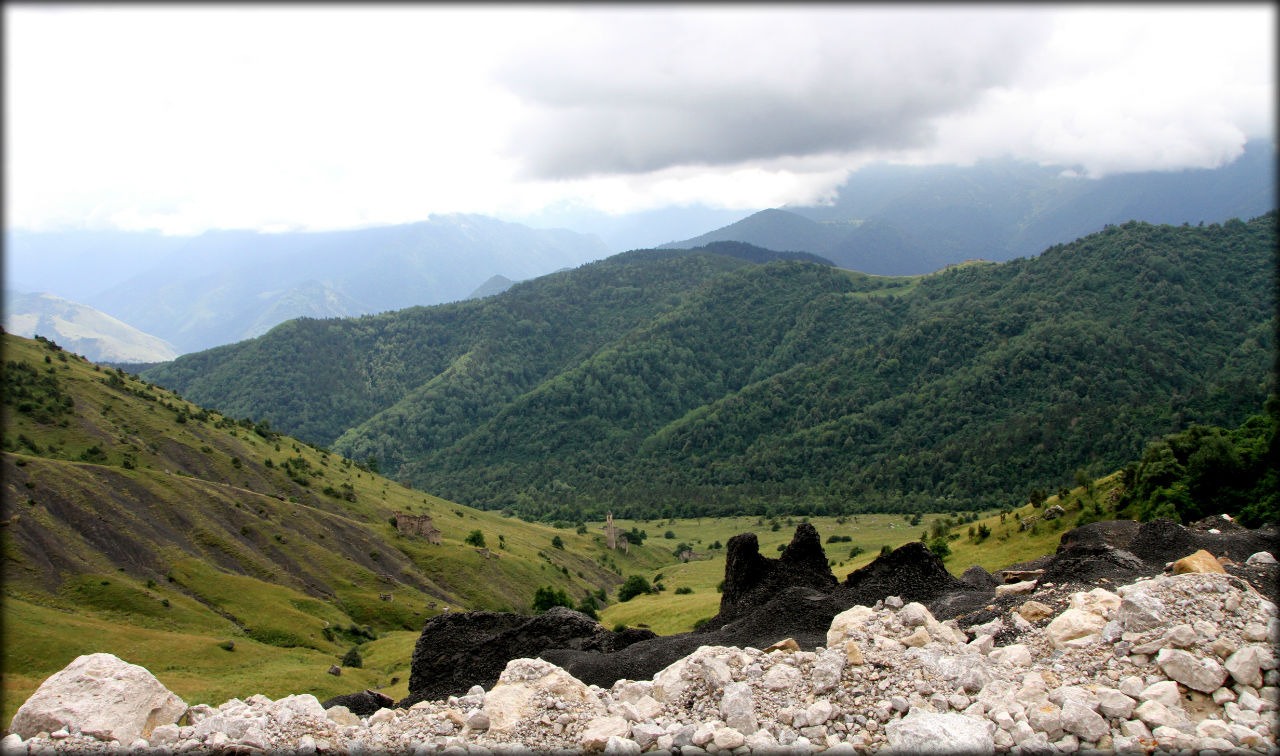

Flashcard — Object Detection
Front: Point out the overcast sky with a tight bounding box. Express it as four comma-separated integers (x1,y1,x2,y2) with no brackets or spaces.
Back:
5,4,1274,235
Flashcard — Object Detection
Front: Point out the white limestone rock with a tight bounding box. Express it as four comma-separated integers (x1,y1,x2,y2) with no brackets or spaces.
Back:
1139,680,1182,708
884,710,994,754
486,658,602,735
1156,648,1229,693
989,644,1033,668
718,682,757,734
8,653,186,744
580,716,630,752
1060,699,1108,743
1045,609,1107,649
1224,645,1267,688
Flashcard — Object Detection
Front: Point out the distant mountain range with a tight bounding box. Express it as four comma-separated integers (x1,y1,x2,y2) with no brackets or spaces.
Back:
6,215,610,354
3,291,178,363
663,139,1276,275
7,140,1273,354
143,216,1276,519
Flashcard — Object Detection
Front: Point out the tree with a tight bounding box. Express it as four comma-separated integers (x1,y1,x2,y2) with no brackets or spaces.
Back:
618,575,651,602
464,529,486,547
927,536,951,559
531,585,573,613
551,535,565,550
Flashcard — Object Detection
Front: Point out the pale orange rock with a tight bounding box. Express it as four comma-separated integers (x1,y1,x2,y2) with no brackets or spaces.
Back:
1172,550,1226,575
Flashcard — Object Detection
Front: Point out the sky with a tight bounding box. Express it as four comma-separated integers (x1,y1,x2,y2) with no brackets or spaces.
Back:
4,4,1275,236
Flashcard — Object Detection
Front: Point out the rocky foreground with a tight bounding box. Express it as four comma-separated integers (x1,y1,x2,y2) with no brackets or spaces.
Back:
5,548,1278,755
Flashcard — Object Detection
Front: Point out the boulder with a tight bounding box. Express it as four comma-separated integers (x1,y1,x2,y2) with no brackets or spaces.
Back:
580,716,630,752
1246,551,1277,566
1223,645,1267,688
1017,601,1055,622
1067,588,1121,618
989,644,1033,668
1172,550,1226,574
995,580,1037,597
1156,648,1228,693
485,658,602,735
718,682,757,734
826,605,874,647
1061,698,1108,743
1117,586,1167,632
1045,608,1107,648
884,710,994,754
8,653,186,744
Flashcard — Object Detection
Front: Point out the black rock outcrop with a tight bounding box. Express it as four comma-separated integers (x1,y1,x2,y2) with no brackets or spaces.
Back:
321,689,394,715
398,606,655,708
959,564,998,590
842,541,975,607
701,523,838,631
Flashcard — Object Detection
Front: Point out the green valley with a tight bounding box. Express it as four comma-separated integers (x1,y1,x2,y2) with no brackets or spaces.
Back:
143,216,1276,521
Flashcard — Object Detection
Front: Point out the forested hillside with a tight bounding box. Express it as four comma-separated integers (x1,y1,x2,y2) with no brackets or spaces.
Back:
145,217,1276,519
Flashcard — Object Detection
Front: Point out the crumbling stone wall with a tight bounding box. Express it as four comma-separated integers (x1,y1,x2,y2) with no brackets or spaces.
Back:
394,512,442,545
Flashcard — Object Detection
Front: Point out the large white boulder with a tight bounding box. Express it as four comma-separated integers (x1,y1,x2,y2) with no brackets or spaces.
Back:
1156,648,1228,693
8,653,186,744
885,710,994,754
1045,608,1107,648
484,658,602,734
826,605,874,646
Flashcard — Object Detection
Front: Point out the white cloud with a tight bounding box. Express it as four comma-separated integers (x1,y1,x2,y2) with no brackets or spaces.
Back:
3,5,1273,233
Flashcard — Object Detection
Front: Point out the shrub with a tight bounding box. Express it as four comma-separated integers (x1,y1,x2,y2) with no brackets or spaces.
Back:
341,646,363,668
617,574,651,602
674,586,693,595
464,530,486,547
531,585,573,613
551,535,565,550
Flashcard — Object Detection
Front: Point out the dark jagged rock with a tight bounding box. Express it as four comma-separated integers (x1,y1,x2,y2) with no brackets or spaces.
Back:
397,606,654,708
703,523,837,631
1036,519,1148,586
842,541,976,610
959,564,998,590
321,689,394,715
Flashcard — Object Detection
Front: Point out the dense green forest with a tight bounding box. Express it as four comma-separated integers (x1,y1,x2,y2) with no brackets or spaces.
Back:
146,216,1276,519
1116,405,1279,527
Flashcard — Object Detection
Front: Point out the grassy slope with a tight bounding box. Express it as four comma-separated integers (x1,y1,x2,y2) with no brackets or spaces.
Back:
0,334,672,723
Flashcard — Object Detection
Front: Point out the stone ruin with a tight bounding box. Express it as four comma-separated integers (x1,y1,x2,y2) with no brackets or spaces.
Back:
394,512,442,545
604,512,631,553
